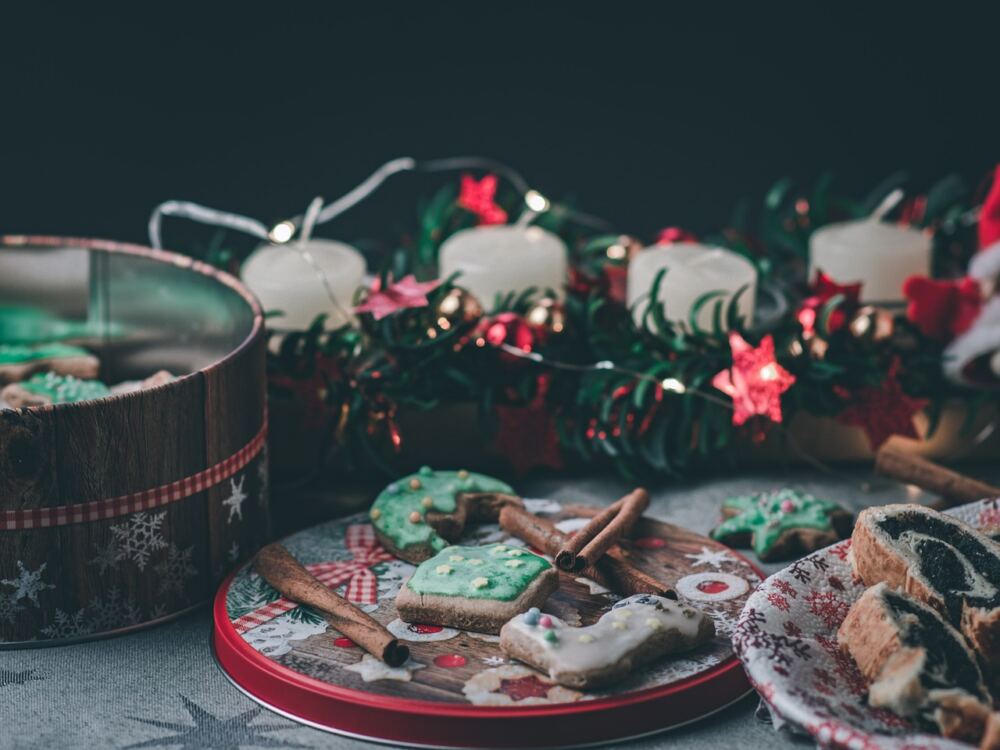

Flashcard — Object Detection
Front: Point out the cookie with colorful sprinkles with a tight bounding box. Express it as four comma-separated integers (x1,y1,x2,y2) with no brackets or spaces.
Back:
710,488,852,561
395,543,558,634
369,467,521,563
499,594,715,689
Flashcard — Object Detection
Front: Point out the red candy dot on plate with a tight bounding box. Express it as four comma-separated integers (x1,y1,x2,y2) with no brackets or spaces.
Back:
633,537,666,549
333,637,356,648
434,654,467,668
696,580,730,594
409,623,443,634
538,615,553,628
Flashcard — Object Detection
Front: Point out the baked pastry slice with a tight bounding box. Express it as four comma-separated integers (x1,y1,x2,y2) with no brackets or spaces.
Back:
838,583,992,740
851,504,1000,669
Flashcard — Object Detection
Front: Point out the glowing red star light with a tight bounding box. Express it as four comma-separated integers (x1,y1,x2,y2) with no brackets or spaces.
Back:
458,174,508,225
712,332,795,426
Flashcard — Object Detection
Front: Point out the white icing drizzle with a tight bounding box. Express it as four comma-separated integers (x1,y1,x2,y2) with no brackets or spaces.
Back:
501,595,708,674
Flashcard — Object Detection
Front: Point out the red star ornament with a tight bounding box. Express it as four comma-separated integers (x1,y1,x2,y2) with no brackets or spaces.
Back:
836,363,928,449
712,332,795,426
458,174,508,226
491,374,564,475
353,275,443,320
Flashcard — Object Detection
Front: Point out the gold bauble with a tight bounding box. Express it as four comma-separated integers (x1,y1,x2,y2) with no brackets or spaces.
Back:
525,298,566,334
436,287,483,327
805,334,829,360
849,305,895,343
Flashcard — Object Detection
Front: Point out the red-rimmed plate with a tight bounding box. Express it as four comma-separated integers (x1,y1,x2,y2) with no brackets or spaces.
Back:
734,498,1000,750
212,501,763,748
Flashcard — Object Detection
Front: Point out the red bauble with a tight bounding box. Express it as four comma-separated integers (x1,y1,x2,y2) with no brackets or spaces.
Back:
796,271,863,335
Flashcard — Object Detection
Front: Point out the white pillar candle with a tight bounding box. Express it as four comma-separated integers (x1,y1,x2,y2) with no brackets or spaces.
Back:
627,242,757,331
241,239,366,330
438,225,567,310
809,219,931,304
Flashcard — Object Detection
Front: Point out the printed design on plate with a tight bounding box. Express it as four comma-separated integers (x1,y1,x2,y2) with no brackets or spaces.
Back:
229,524,396,635
239,611,329,658
462,665,584,706
386,618,459,642
675,572,750,602
732,500,1000,749
684,546,741,569
345,654,426,682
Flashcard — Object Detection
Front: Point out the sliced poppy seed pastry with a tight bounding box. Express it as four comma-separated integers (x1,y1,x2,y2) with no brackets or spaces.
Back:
500,594,715,689
395,543,558,634
838,583,992,737
370,467,521,563
851,504,1000,669
0,342,99,384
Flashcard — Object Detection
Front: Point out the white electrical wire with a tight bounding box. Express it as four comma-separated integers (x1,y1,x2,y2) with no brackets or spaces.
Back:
147,155,611,249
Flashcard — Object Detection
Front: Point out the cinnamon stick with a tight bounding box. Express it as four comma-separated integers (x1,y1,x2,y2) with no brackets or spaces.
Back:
499,504,670,597
254,543,409,666
555,488,650,572
875,444,1000,508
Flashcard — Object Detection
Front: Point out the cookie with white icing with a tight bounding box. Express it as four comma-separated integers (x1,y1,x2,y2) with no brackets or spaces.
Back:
395,543,558,634
370,467,521,563
0,343,99,385
499,594,715,689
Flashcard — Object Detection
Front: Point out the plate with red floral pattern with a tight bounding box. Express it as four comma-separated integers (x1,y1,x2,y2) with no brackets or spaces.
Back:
734,498,1000,750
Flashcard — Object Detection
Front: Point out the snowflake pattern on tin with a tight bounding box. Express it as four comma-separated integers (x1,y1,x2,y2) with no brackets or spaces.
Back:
40,608,89,639
153,545,198,597
733,498,1000,750
1,561,55,606
109,511,168,571
85,587,144,632
0,591,24,625
222,475,248,523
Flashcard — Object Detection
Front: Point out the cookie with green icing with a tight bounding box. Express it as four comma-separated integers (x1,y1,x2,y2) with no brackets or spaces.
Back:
0,343,99,385
1,371,112,408
369,467,521,563
395,543,559,633
710,488,852,561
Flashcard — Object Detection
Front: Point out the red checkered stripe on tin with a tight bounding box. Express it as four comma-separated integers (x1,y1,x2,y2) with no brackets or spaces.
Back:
0,419,267,531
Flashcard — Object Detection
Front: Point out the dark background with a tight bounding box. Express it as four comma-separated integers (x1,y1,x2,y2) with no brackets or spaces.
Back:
1,4,998,253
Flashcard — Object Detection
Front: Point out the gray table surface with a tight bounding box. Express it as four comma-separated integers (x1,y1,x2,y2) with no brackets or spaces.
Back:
4,465,995,750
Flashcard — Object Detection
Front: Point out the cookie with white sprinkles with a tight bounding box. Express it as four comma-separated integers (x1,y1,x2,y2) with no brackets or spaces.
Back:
369,467,521,563
395,543,558,634
0,343,99,384
499,594,715,689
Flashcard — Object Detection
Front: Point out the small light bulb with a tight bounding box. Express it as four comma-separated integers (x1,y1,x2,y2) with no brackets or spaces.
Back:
595,360,614,370
269,220,295,244
759,364,778,381
524,190,550,213
606,244,626,260
661,377,686,394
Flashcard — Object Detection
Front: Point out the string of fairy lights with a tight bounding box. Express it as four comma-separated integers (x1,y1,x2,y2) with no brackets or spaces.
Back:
147,155,981,491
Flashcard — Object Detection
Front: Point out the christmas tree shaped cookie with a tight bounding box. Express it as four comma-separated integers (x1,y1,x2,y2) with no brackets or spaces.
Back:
395,543,558,633
369,467,520,563
499,594,715,689
711,488,852,561
0,342,99,384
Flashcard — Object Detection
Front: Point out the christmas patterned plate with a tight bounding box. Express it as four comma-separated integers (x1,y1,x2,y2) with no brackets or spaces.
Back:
734,498,1000,750
213,500,762,748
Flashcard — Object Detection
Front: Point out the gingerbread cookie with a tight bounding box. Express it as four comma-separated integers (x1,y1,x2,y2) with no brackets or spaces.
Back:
710,488,852,561
0,343,99,384
1,372,111,408
499,594,715,689
370,467,520,563
395,543,558,634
